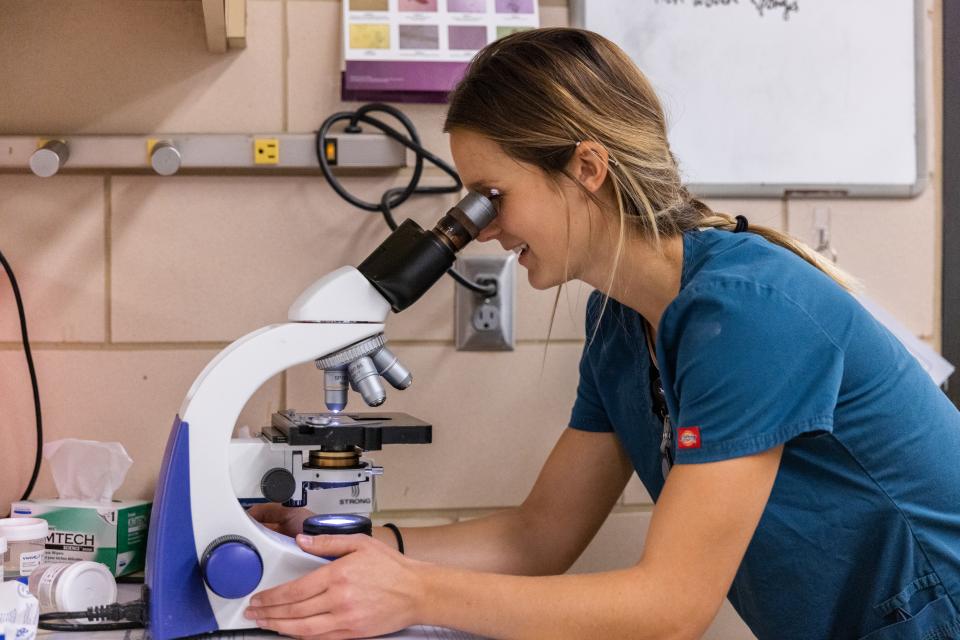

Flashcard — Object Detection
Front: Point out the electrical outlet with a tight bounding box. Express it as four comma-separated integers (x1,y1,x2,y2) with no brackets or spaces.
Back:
473,304,500,331
455,254,516,351
253,138,279,165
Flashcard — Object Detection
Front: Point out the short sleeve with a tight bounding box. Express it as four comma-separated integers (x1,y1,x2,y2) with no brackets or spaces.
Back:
569,342,614,432
659,280,843,463
569,291,614,433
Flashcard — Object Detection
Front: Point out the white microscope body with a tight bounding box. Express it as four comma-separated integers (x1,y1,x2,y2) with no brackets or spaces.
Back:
145,193,497,640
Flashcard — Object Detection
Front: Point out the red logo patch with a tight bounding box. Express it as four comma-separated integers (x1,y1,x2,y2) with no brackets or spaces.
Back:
677,427,701,449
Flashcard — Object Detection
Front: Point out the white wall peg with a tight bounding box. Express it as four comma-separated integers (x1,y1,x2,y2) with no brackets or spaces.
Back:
29,140,69,178
812,206,838,263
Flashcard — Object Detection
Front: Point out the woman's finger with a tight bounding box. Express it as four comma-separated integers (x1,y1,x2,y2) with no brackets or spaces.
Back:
303,632,354,640
256,612,345,638
251,566,332,607
246,589,334,621
296,533,369,559
246,503,290,523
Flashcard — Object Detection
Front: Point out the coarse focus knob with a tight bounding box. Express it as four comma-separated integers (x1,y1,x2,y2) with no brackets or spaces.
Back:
201,535,263,599
150,141,182,176
261,467,297,503
29,140,69,178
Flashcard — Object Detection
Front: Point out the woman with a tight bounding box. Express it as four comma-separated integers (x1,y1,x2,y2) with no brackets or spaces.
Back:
245,28,960,639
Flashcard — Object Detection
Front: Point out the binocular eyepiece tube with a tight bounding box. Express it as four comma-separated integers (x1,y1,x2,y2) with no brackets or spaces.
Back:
316,191,496,413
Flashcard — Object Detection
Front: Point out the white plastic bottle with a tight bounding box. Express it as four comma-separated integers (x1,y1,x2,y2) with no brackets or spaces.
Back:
27,562,117,615
0,519,47,580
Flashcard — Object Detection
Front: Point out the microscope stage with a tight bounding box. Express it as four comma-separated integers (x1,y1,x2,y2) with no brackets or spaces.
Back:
263,410,432,451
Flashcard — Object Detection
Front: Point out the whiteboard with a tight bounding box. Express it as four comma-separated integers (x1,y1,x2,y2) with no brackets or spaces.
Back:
572,0,925,197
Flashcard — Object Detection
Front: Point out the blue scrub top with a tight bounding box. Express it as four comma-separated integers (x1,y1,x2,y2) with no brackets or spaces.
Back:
570,228,960,640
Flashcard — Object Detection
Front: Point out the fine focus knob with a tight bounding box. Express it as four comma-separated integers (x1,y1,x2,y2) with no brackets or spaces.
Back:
261,467,297,503
201,535,263,599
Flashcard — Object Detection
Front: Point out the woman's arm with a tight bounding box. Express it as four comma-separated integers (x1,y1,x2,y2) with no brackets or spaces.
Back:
421,445,784,639
376,427,635,575
248,444,782,640
252,427,635,575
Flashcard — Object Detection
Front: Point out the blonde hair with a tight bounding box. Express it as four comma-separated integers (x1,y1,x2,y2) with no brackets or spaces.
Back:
444,28,856,337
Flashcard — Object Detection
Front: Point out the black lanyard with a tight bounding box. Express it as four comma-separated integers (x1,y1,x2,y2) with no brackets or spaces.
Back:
644,320,674,480
649,363,674,480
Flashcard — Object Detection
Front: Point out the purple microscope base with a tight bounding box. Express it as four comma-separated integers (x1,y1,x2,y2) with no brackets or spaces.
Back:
145,416,218,640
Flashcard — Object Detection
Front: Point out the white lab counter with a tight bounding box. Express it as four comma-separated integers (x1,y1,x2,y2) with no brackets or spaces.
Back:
37,584,485,640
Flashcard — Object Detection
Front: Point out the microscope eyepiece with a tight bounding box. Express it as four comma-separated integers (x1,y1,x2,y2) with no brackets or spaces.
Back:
358,192,498,312
432,191,498,251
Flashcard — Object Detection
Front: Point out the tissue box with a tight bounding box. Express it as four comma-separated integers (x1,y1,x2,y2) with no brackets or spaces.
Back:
10,498,151,577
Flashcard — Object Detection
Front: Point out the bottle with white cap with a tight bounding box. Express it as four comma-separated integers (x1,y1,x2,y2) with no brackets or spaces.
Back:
0,518,47,580
27,561,117,615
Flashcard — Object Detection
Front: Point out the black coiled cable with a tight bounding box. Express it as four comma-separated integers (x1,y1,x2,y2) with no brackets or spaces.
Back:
38,600,146,632
315,103,496,297
0,248,42,515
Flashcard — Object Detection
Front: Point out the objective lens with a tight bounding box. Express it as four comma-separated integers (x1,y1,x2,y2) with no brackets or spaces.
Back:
371,346,412,390
324,367,349,413
348,356,386,407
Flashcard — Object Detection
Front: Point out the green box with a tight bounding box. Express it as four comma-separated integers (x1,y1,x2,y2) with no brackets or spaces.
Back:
10,498,151,577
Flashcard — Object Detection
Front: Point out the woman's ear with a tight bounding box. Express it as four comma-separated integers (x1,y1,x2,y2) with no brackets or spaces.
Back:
567,141,610,193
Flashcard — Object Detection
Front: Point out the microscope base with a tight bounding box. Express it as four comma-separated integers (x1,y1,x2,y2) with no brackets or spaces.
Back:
145,416,218,640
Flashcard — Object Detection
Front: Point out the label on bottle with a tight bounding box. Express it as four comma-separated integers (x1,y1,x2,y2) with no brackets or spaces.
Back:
18,551,43,577
34,562,71,609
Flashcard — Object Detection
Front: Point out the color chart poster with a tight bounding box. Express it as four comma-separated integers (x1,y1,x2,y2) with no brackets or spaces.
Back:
341,0,540,102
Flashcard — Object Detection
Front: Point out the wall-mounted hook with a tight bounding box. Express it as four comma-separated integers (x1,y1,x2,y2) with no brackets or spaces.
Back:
812,206,838,263
29,139,69,177
149,140,182,176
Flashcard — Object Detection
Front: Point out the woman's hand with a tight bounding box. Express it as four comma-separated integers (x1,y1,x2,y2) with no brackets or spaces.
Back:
245,533,429,640
246,503,314,538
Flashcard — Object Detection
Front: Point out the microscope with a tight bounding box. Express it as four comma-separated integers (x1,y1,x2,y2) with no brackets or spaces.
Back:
144,192,497,640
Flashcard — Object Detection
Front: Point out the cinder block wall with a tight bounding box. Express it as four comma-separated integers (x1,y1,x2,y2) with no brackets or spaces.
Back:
0,2,943,638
